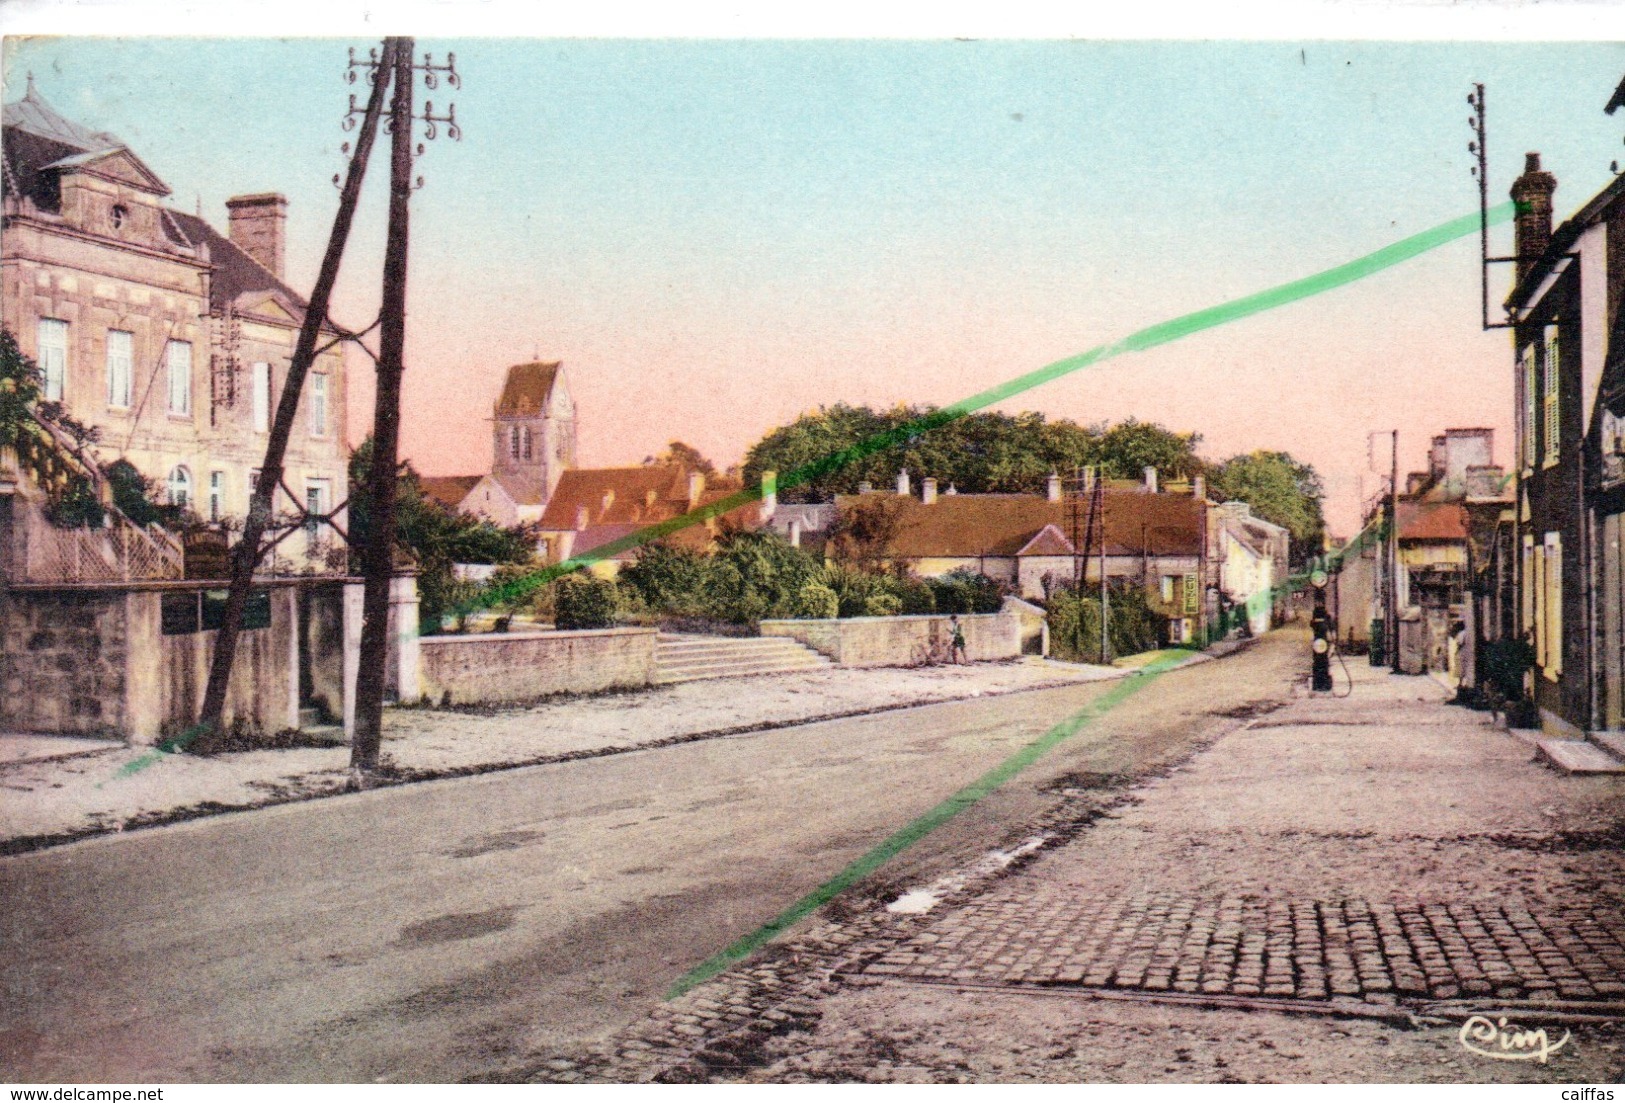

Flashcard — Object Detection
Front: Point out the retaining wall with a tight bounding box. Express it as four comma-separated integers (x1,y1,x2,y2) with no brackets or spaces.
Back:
759,608,1021,667
417,627,657,706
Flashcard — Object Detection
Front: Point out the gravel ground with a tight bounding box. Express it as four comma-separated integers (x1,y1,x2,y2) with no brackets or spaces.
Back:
0,656,1130,852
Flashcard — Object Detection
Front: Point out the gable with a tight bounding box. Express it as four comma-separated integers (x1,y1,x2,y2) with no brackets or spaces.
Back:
235,290,300,325
49,147,170,196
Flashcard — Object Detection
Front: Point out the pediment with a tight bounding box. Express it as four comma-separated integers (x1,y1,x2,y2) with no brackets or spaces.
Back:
48,147,171,197
235,290,301,325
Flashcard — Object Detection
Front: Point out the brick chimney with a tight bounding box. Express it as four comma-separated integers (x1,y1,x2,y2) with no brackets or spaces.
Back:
226,193,288,280
1510,153,1556,286
687,471,705,508
1047,472,1062,503
760,470,777,520
922,477,938,505
896,468,911,496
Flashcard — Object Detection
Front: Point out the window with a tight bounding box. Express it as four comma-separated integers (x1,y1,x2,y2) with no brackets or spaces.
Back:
110,203,127,229
309,373,328,436
208,471,225,522
305,478,331,538
1160,575,1177,603
106,329,133,408
167,465,192,509
166,340,192,416
37,319,67,402
1543,332,1561,469
508,425,521,460
521,426,533,461
252,362,271,433
1519,344,1536,470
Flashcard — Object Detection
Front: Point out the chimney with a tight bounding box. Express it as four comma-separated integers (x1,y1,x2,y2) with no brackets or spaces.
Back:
687,471,705,508
944,484,958,496
858,480,873,495
761,470,777,519
1143,466,1158,494
1511,152,1557,286
1080,466,1097,498
788,518,802,547
225,193,288,280
922,477,938,505
896,468,911,496
574,505,589,531
1192,474,1206,500
1047,471,1062,503
601,489,615,514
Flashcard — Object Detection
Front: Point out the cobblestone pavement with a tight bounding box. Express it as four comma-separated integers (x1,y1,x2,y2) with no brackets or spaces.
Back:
866,889,1625,1003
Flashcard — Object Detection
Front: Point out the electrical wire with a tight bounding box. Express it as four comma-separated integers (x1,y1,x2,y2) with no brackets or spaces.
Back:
1327,639,1355,698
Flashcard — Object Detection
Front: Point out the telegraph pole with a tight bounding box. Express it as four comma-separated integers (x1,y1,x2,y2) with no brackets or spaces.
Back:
351,39,460,773
198,39,395,739
1389,429,1399,670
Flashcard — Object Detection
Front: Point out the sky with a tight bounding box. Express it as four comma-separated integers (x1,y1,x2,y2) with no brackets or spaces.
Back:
5,14,1625,535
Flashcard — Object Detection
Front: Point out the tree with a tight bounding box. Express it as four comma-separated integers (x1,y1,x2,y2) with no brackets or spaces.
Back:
741,403,1100,502
347,438,537,633
1208,449,1326,563
1092,418,1204,481
827,496,904,571
645,440,717,476
0,327,105,526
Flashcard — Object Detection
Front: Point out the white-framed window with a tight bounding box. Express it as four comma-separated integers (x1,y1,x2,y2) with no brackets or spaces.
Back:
305,478,331,537
166,339,192,416
309,373,328,437
208,470,225,522
252,362,271,433
106,329,133,409
1519,344,1536,470
37,318,67,402
1542,332,1561,469
167,465,192,509
1160,575,1177,603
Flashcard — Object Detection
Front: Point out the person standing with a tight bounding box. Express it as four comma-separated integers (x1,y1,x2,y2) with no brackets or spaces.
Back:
949,614,968,665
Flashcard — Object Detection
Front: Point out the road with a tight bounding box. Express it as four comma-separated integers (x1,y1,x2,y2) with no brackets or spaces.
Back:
0,631,1302,1082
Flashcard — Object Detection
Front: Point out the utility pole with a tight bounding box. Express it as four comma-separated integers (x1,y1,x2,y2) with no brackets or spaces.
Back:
198,40,396,740
1098,474,1110,664
351,39,461,774
1388,429,1400,670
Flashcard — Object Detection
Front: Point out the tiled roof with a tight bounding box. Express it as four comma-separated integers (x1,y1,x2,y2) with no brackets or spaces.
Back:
1398,500,1468,542
166,210,312,323
1017,523,1075,557
542,465,761,558
2,82,167,208
836,489,1204,560
418,474,482,511
495,362,562,417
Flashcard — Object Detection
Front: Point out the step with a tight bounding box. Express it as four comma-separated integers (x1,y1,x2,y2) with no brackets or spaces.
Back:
1589,730,1625,761
655,657,833,685
1535,738,1625,775
656,653,831,677
657,644,824,663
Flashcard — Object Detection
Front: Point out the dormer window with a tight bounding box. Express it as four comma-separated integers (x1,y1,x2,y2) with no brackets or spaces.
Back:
110,203,127,230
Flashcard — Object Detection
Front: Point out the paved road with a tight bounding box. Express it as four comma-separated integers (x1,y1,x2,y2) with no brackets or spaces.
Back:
0,633,1299,1082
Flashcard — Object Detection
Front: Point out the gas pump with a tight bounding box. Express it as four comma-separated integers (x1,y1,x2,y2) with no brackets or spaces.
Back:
1309,564,1332,692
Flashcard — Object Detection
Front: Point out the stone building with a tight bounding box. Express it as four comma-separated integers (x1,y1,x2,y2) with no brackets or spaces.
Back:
1,79,348,570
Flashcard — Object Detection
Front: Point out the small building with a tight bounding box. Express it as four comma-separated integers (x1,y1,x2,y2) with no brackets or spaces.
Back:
447,361,578,527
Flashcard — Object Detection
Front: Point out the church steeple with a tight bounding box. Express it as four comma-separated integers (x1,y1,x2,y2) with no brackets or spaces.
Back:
490,361,575,512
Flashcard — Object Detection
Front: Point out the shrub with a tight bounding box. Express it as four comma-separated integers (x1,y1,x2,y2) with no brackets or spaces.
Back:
895,576,936,615
1046,582,1163,663
793,581,839,619
863,592,902,617
555,573,619,630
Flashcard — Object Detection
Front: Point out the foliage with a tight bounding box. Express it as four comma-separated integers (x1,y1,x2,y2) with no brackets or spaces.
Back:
620,529,825,624
863,592,903,617
827,496,903,570
1208,449,1326,563
894,574,937,615
1046,582,1162,663
1092,418,1204,481
926,567,1009,615
348,437,537,634
742,403,1102,503
644,440,717,477
0,327,110,528
792,581,839,619
553,573,619,630
618,542,714,618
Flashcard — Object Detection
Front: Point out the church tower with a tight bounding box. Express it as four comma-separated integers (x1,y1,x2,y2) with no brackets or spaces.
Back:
490,361,575,517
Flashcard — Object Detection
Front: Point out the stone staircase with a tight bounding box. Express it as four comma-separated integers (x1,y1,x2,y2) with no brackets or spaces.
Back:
1535,729,1625,775
654,633,833,685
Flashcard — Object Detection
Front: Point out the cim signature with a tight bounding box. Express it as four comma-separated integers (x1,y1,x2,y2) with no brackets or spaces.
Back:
1458,1015,1572,1064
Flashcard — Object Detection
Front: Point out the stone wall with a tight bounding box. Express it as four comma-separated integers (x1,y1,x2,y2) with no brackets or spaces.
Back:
0,587,129,736
418,627,657,707
760,607,1021,667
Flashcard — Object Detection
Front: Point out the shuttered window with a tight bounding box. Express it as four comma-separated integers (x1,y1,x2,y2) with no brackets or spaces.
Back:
1519,344,1536,469
1543,332,1561,468
38,319,67,402
1545,532,1562,678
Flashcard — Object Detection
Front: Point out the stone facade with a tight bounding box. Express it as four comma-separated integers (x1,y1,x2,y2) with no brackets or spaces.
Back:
2,81,348,570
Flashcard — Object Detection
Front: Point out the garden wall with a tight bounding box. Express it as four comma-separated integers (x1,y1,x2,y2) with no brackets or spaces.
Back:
760,606,1021,667
417,627,657,706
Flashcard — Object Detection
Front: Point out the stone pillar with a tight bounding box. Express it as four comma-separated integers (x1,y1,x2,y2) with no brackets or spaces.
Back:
388,571,421,703
342,581,364,740
286,586,301,731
